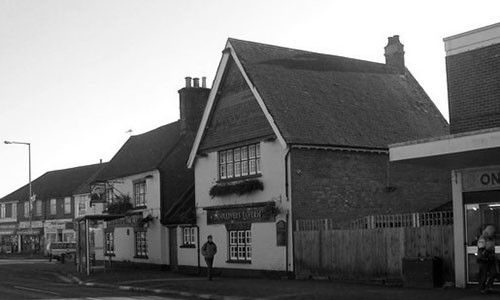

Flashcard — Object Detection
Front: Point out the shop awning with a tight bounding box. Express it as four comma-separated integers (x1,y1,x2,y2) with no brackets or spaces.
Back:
389,127,500,169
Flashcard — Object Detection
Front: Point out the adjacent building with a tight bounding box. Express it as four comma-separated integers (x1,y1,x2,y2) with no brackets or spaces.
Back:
88,77,209,266
0,163,105,254
185,37,451,276
390,22,500,287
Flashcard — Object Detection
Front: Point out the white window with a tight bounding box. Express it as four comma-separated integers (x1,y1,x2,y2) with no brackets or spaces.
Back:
78,199,86,216
219,143,261,180
134,181,146,208
229,229,252,261
64,197,71,214
50,199,57,215
63,231,75,242
106,187,115,204
46,233,58,243
135,231,148,257
35,200,42,217
105,232,115,255
1,204,5,218
12,203,16,219
182,227,196,246
24,202,30,218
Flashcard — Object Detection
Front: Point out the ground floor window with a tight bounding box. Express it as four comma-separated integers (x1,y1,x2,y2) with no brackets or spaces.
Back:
134,230,148,258
182,227,196,247
105,231,115,256
229,229,252,262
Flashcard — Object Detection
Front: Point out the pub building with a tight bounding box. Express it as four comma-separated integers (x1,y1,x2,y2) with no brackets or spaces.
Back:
185,37,450,276
390,22,500,287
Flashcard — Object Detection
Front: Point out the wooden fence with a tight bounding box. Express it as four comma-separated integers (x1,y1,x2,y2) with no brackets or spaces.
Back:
294,226,454,282
296,211,453,231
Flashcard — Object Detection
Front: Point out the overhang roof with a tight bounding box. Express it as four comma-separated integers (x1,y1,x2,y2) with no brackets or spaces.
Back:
389,127,500,169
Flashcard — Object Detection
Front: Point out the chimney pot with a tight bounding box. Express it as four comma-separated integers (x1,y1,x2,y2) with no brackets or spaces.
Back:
202,77,207,88
185,77,192,88
193,77,200,88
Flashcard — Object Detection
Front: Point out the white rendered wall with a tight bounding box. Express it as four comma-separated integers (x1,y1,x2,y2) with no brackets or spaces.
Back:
185,140,292,271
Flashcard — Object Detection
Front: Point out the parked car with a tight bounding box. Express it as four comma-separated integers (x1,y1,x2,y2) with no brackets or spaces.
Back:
48,242,76,263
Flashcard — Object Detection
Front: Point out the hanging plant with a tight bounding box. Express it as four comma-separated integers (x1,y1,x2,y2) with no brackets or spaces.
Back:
209,179,264,198
106,195,133,214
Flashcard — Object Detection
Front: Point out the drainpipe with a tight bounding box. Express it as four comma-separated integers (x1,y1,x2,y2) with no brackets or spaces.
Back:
284,147,291,276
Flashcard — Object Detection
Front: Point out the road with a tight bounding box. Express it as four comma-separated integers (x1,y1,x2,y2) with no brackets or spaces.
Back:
0,259,186,300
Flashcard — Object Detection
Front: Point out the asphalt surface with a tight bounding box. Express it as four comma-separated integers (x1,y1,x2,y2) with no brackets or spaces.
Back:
0,258,187,300
1,256,498,300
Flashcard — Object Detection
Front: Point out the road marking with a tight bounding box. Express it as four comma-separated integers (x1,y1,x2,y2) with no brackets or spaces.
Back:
14,285,61,295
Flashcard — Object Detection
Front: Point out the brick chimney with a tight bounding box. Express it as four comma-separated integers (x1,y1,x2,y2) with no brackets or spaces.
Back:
179,76,210,134
384,35,405,74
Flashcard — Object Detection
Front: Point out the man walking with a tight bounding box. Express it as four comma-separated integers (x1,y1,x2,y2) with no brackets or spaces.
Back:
202,235,217,280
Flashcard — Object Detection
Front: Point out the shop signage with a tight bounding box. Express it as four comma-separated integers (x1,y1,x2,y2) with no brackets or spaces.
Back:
19,221,43,229
0,230,15,235
205,202,275,225
463,169,500,191
44,220,69,230
17,229,41,235
0,224,17,230
107,214,142,228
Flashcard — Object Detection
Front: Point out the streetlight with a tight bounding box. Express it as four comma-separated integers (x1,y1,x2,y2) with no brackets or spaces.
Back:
4,141,32,253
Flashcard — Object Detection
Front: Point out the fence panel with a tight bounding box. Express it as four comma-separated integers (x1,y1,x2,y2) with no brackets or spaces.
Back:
294,225,454,282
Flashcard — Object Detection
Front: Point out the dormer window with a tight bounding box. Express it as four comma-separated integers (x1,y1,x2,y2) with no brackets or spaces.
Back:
219,143,261,180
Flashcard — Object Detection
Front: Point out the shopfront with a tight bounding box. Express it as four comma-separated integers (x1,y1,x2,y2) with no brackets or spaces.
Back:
390,128,500,287
18,221,44,254
0,223,18,254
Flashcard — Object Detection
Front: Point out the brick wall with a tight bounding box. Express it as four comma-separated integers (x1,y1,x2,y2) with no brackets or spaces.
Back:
446,43,500,133
290,148,451,226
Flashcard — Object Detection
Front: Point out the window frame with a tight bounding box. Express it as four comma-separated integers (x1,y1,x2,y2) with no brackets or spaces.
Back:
24,201,31,218
133,181,146,208
218,143,261,181
64,197,71,214
35,200,42,217
181,226,197,248
228,229,252,263
105,231,115,256
134,230,148,258
49,199,57,215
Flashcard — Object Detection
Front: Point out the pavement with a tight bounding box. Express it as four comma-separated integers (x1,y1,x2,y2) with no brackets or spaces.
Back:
2,255,498,300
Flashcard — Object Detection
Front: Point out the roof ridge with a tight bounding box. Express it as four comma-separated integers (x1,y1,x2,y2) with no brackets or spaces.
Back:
227,37,386,67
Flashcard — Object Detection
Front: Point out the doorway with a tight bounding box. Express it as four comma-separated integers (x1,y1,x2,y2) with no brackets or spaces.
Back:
464,202,500,284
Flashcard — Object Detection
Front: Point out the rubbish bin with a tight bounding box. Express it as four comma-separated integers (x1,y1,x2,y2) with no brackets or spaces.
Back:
402,256,442,288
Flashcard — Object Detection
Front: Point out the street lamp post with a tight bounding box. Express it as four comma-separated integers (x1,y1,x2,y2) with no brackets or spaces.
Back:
4,141,32,253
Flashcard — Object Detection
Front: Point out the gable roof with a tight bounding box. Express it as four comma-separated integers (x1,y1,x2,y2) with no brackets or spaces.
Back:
188,38,449,166
1,163,105,202
94,121,182,181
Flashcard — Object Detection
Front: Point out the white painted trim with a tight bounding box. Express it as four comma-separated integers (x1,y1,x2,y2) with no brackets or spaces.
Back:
187,45,231,168
452,170,466,288
227,41,288,150
390,129,500,162
187,40,288,168
444,22,500,56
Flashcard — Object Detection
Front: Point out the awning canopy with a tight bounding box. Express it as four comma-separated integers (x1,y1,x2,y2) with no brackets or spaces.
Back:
389,127,500,169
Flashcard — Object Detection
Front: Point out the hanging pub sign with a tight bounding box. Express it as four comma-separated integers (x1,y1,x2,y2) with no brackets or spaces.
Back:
205,201,276,225
90,182,106,204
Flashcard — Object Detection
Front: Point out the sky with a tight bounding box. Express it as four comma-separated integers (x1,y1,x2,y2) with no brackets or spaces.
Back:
1,0,499,198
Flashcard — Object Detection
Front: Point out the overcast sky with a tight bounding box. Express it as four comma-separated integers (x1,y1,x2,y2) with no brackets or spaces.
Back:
1,0,499,198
